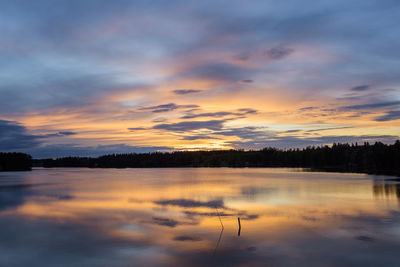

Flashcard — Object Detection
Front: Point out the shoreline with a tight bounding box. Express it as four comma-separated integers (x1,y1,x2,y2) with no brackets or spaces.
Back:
2,166,398,178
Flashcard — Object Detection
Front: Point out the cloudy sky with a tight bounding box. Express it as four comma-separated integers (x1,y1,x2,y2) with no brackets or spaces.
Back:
1,0,400,157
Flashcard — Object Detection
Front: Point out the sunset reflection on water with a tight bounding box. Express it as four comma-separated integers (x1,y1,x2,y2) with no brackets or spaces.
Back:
1,168,399,266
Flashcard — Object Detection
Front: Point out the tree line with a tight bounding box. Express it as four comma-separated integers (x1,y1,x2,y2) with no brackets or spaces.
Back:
32,141,400,176
0,152,32,171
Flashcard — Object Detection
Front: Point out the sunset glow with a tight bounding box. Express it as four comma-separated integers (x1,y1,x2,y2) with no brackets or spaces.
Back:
1,0,399,157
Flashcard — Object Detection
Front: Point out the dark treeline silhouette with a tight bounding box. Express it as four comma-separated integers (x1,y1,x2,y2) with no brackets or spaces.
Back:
33,141,400,176
0,152,32,171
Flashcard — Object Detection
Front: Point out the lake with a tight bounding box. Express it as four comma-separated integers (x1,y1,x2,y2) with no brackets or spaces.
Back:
0,168,399,266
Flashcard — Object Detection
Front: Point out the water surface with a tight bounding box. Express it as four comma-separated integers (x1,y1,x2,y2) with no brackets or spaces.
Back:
0,168,399,266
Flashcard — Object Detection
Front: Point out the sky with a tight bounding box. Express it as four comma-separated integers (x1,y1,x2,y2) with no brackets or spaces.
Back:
0,0,400,158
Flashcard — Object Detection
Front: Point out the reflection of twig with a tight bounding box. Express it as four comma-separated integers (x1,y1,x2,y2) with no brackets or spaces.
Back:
212,207,225,257
213,222,224,257
237,217,241,236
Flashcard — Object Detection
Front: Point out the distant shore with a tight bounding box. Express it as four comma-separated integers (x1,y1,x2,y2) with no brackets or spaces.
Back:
2,141,399,176
0,152,32,172
34,141,400,177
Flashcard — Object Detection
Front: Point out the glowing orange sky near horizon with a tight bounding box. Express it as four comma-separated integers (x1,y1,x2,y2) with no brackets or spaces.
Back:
1,0,400,157
12,68,399,152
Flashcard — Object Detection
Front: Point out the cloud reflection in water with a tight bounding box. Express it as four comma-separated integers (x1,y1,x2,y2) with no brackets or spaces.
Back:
0,168,400,266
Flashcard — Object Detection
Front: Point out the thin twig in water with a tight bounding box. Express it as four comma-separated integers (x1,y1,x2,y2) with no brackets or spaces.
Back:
216,207,224,229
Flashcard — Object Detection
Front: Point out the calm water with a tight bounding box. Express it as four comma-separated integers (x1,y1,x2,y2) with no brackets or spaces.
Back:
0,168,399,266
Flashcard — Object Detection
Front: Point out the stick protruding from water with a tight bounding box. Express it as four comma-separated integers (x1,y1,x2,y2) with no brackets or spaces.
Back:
238,217,241,236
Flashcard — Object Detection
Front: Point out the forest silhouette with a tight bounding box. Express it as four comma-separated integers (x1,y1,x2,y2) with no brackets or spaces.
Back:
26,141,400,176
0,153,32,171
1,141,399,175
